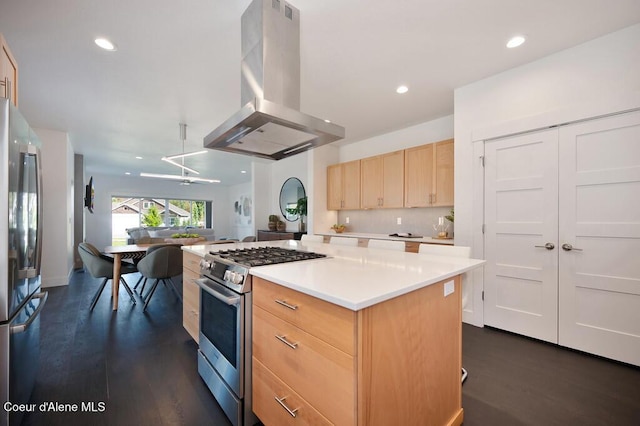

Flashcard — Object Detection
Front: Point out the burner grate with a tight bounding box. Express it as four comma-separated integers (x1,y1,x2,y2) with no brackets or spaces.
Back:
209,247,326,267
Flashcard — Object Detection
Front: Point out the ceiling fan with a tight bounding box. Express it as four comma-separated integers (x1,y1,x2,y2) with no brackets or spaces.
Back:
140,123,220,184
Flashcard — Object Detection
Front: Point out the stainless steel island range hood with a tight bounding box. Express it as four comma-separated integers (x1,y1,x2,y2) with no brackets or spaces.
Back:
204,0,345,160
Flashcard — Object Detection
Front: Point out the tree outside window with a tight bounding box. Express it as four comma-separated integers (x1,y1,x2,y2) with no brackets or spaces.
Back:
142,204,163,227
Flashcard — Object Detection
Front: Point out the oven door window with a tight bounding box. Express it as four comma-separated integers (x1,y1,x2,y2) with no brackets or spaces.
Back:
201,289,241,369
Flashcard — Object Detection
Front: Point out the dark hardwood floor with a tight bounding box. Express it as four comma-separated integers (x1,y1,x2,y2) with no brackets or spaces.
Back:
22,270,232,426
21,270,640,425
462,325,640,425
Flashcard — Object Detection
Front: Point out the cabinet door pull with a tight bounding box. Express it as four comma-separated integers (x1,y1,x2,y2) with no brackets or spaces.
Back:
275,396,298,417
275,334,299,349
275,299,298,310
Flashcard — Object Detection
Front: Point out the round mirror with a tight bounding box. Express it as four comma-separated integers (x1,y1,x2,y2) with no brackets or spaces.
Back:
280,177,306,222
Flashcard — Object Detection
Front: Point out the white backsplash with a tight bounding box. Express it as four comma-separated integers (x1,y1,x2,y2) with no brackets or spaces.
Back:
337,207,453,238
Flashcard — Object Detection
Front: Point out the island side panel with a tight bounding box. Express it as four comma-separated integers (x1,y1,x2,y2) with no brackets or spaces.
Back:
357,276,463,426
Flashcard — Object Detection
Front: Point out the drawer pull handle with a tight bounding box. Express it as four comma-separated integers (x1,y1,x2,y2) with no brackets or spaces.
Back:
275,334,298,349
275,396,298,418
275,299,298,310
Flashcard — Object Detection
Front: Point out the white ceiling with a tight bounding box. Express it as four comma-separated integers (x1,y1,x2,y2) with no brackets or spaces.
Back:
1,0,639,186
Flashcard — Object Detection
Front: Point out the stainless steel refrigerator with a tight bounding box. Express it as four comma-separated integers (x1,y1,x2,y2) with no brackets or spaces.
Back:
0,98,47,426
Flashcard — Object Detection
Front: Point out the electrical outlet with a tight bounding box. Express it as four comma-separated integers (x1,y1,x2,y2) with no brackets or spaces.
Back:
444,280,455,297
345,217,350,224
396,217,402,225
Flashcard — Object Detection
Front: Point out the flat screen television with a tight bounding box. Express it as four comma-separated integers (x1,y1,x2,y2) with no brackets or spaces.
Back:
84,176,94,213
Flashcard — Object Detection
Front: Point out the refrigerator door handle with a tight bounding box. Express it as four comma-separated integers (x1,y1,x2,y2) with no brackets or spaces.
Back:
10,291,48,334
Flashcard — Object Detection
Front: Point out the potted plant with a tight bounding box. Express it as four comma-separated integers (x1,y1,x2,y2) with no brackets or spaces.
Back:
285,196,308,232
268,214,279,231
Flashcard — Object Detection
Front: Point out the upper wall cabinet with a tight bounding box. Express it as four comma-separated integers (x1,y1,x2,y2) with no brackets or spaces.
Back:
404,139,454,207
361,150,404,208
327,160,361,210
0,34,18,106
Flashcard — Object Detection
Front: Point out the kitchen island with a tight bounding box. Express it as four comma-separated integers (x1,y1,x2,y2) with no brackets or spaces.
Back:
183,240,484,426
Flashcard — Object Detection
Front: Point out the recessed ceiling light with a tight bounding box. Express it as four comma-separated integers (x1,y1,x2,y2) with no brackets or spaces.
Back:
125,172,131,175
94,38,117,51
324,119,331,123
135,156,143,160
241,170,247,174
396,85,409,94
506,35,526,48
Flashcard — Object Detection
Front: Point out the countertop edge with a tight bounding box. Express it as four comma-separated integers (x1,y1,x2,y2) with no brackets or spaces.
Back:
250,260,485,311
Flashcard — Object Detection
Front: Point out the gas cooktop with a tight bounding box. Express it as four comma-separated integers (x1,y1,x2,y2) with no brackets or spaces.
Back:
209,247,327,267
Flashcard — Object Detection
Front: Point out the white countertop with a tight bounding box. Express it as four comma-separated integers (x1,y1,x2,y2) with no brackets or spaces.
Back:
183,240,484,311
315,231,454,245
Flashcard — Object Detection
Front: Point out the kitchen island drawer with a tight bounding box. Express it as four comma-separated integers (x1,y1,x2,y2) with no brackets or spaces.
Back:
253,277,355,355
253,357,333,426
253,305,355,425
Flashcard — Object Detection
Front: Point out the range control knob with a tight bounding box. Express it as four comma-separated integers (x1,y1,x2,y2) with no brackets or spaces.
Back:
199,259,212,270
232,273,244,285
223,270,232,281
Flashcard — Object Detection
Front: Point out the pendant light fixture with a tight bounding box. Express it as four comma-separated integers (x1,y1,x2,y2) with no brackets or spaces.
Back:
140,123,220,184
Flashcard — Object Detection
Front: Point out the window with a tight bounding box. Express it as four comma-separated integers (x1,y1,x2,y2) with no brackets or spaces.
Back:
111,197,211,245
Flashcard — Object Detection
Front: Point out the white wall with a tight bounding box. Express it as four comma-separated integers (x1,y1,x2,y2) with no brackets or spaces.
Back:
228,181,254,240
339,115,453,162
309,144,339,234
252,161,272,233
84,173,232,249
454,23,640,326
269,151,310,232
37,128,74,287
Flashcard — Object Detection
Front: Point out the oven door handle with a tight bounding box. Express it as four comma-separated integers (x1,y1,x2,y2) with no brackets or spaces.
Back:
195,278,241,305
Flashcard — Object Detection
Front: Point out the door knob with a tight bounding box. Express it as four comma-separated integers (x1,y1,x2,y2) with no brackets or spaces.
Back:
534,243,555,250
561,243,582,251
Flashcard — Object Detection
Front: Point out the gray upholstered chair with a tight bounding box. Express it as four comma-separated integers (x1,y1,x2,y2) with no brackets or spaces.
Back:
136,244,183,311
78,242,138,310
242,236,256,242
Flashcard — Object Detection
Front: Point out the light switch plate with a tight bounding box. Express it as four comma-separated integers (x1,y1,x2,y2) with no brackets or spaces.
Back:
397,217,402,225
444,280,454,297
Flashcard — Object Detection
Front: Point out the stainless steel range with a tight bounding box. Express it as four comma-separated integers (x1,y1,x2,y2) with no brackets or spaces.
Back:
196,246,327,426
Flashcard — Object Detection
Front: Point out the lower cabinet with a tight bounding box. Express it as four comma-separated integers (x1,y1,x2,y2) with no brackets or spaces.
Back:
182,251,201,342
252,275,463,426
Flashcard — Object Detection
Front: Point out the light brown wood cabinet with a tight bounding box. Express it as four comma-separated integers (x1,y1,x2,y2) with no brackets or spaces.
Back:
360,150,404,208
0,33,19,106
405,139,454,207
182,251,201,342
252,275,463,426
327,160,361,210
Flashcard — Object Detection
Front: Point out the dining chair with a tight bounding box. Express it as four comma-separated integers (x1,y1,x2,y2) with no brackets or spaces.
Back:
242,236,256,242
418,242,472,383
329,236,358,246
136,244,183,311
301,234,324,243
367,239,405,251
77,242,138,310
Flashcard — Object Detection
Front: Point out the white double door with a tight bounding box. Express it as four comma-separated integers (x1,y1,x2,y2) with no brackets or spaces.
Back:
484,110,640,366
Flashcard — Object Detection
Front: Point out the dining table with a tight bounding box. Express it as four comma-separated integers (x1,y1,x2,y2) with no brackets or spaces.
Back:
103,240,236,310
103,244,151,310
